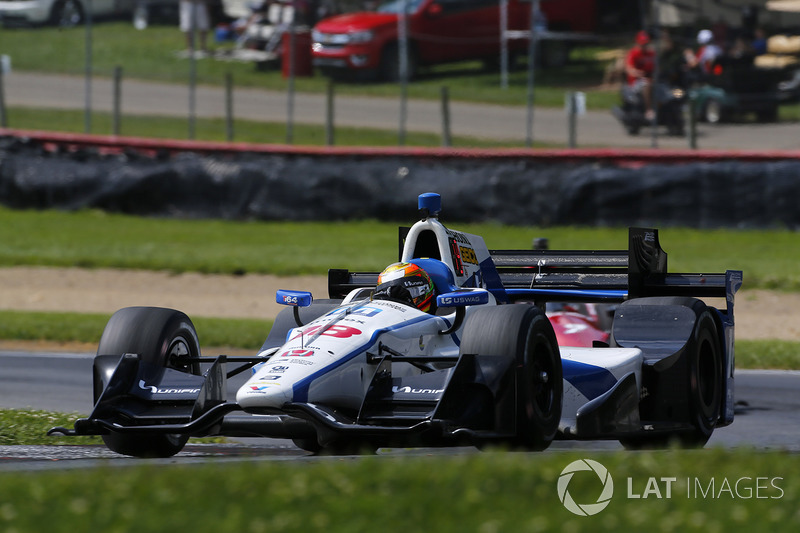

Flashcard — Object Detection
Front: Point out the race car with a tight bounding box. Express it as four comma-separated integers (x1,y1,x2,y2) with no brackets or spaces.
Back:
50,192,742,457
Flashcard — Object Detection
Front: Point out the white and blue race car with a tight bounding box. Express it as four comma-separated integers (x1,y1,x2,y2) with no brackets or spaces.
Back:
51,193,742,457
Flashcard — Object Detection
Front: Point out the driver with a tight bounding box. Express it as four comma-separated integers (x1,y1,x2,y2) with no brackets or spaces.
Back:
372,262,435,313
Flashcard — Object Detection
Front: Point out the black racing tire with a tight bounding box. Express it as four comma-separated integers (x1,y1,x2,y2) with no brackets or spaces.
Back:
683,309,723,446
460,305,562,451
94,307,201,458
619,298,722,450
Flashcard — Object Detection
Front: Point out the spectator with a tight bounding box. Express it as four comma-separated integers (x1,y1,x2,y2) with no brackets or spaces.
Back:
659,30,687,87
752,27,768,56
180,0,211,55
625,30,655,119
687,29,722,75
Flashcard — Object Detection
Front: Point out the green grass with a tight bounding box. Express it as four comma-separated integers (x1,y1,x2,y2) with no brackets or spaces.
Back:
2,106,549,147
737,340,800,370
0,448,796,532
0,408,226,446
0,310,271,351
2,207,799,288
0,409,100,446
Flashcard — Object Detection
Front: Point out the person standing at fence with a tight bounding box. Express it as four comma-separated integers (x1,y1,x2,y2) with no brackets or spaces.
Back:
180,0,211,55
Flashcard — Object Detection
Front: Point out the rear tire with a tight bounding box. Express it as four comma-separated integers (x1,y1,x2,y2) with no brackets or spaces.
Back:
684,309,723,445
619,299,722,449
94,307,201,458
460,305,562,451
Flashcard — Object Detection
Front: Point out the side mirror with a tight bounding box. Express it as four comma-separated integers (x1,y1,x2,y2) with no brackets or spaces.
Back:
436,290,489,335
276,290,313,327
276,289,313,307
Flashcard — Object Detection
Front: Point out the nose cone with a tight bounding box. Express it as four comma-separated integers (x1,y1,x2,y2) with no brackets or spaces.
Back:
236,377,293,410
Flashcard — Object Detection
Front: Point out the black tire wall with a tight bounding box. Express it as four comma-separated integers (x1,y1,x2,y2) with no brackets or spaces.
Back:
3,138,800,228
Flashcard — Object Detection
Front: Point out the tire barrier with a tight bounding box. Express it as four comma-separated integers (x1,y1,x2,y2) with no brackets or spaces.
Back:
2,131,800,228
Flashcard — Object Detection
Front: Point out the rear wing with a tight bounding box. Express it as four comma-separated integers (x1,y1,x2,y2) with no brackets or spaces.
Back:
328,228,742,310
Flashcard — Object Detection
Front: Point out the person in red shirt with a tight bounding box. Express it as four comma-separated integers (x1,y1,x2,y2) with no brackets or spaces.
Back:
625,30,656,120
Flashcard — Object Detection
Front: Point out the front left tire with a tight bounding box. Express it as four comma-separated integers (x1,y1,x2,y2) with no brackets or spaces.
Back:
94,307,202,458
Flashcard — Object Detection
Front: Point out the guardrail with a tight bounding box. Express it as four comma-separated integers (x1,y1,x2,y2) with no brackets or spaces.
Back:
3,127,800,164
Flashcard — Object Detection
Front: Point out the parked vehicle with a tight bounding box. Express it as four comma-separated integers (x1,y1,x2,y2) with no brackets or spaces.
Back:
311,0,605,81
0,0,134,26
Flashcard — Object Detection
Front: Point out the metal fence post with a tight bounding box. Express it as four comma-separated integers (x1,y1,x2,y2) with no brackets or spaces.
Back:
567,91,577,148
112,66,122,136
525,0,539,148
84,0,93,134
286,17,295,145
441,86,451,147
0,67,7,129
188,6,197,140
326,80,335,146
225,72,234,142
398,0,409,146
500,0,508,89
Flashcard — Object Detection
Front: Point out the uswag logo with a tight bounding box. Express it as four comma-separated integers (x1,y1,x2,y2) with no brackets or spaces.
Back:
557,459,614,516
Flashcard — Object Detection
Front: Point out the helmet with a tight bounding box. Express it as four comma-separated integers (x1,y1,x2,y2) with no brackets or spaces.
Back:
635,30,650,45
373,262,435,313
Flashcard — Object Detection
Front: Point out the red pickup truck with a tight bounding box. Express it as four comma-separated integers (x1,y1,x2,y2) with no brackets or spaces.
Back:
310,0,599,81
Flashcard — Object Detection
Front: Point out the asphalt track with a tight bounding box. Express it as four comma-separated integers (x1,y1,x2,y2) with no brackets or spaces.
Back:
4,71,800,150
2,350,799,467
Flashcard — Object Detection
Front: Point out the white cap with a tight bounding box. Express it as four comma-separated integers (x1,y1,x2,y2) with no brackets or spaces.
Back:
697,29,713,44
